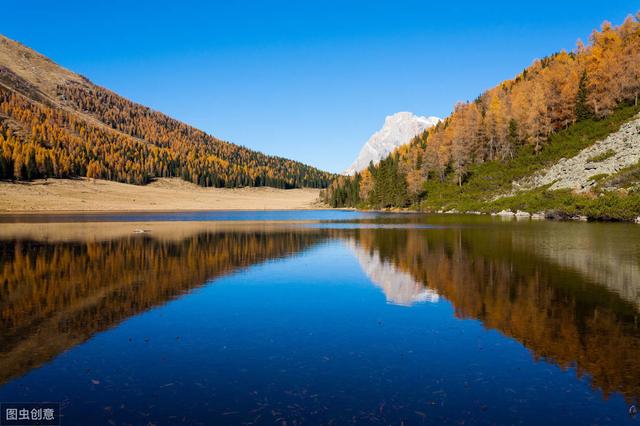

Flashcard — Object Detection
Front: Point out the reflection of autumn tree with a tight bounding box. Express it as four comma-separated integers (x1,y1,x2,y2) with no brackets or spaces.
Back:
3,225,639,402
0,230,323,384
352,228,640,402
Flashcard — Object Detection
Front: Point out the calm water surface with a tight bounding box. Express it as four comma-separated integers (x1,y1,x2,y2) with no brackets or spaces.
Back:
0,209,381,223
1,212,639,425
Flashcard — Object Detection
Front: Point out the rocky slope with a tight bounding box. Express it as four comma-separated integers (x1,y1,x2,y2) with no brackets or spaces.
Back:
515,114,640,193
344,112,440,175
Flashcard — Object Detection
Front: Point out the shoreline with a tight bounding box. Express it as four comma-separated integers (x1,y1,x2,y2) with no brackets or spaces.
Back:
0,207,349,215
355,207,640,223
0,177,635,222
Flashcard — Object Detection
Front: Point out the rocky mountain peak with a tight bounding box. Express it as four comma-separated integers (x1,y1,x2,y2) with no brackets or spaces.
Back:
343,112,440,175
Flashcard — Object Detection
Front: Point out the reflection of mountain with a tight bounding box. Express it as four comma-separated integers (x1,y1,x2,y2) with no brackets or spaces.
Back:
346,240,438,306
350,227,640,402
0,227,325,385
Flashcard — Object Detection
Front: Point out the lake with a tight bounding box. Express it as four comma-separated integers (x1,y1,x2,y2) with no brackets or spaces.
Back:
0,212,639,425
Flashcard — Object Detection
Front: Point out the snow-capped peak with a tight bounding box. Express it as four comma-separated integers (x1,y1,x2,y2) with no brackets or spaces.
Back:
343,112,440,175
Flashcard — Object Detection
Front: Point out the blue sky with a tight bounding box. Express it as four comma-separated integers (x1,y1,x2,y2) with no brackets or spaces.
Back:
4,1,638,172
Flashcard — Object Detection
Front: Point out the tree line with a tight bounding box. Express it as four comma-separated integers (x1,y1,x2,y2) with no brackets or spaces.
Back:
325,15,640,208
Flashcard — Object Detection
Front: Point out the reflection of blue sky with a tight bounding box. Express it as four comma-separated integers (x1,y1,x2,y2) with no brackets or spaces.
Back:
0,240,632,424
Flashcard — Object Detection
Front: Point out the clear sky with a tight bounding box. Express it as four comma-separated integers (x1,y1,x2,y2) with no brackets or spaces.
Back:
3,1,638,172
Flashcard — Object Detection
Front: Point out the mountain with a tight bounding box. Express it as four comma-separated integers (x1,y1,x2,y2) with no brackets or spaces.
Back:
343,112,440,175
0,34,333,188
325,15,640,221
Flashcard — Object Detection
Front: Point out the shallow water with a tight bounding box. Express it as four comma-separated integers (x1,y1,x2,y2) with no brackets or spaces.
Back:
1,213,639,425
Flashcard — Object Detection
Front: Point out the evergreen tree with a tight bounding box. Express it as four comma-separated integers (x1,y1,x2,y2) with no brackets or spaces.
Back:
575,70,592,121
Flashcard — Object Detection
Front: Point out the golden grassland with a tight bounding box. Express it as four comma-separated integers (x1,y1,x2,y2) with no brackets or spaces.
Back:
0,177,325,212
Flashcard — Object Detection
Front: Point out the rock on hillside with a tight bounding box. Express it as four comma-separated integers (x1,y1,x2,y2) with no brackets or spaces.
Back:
516,114,640,193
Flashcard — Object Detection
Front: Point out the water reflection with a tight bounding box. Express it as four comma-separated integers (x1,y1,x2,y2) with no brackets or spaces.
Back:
346,239,439,306
0,223,326,385
1,218,640,418
347,224,640,402
510,223,640,307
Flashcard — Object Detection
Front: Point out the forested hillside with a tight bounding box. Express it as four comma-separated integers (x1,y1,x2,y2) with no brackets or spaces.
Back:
325,15,640,217
0,35,332,188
